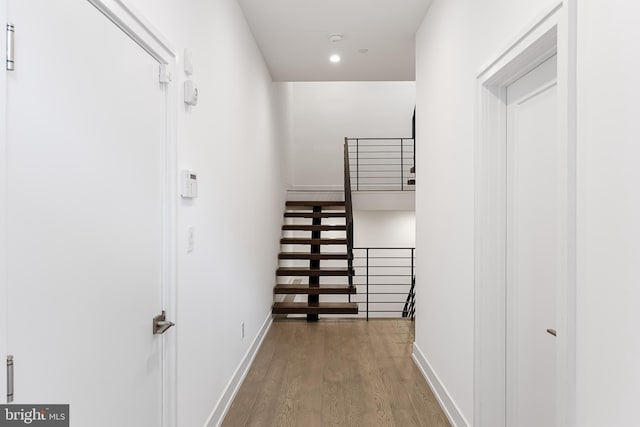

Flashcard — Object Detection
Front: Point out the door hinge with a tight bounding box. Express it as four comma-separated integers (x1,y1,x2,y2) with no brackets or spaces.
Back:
159,64,171,84
7,355,14,403
6,23,15,71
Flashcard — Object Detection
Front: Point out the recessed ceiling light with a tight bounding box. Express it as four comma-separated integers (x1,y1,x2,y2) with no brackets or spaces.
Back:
358,48,369,54
330,54,341,63
328,34,344,42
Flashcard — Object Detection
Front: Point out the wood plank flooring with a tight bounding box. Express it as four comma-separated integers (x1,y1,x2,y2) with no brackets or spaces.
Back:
222,319,450,427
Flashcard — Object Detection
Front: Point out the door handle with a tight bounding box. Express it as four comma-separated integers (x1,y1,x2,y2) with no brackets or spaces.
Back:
153,311,175,335
7,355,13,403
546,328,557,337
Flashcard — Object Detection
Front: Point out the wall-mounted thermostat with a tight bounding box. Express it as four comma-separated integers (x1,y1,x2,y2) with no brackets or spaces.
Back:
184,80,198,106
181,170,198,198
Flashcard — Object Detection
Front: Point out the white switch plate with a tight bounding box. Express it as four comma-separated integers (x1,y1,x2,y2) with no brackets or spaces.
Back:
187,226,194,253
184,48,193,75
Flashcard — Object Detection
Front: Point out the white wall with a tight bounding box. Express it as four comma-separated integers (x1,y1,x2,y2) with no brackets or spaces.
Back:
354,210,415,248
576,1,640,425
287,81,415,189
125,1,288,426
414,0,560,424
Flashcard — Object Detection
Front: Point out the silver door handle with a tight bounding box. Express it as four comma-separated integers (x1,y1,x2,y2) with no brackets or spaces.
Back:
546,328,557,337
6,355,13,403
153,311,175,335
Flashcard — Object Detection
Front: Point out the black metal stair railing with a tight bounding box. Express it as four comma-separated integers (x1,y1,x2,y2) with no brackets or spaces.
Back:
344,138,415,319
343,139,354,290
402,276,416,319
351,247,416,320
346,138,415,191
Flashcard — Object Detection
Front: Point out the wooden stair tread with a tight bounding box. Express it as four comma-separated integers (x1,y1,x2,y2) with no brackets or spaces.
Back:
407,179,416,185
272,302,358,315
282,224,347,231
284,212,346,218
279,252,349,260
286,200,345,207
276,267,353,276
274,284,356,295
281,237,347,245
285,206,346,212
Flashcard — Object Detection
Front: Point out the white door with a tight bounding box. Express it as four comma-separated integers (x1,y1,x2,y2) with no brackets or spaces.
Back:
6,1,169,425
506,54,559,426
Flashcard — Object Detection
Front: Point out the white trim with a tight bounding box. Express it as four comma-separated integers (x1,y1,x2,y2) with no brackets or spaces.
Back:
477,1,562,82
161,68,179,427
474,2,576,426
556,2,577,426
412,343,470,427
206,314,274,427
85,2,179,426
0,0,8,403
87,0,175,64
474,80,508,427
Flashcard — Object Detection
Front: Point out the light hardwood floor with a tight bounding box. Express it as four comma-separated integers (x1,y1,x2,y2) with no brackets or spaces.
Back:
222,319,450,427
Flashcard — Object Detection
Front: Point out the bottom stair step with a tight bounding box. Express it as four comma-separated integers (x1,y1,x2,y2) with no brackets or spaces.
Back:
272,302,358,315
274,284,356,295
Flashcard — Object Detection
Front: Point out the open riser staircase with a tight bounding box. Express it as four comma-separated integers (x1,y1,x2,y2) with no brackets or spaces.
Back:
272,200,358,321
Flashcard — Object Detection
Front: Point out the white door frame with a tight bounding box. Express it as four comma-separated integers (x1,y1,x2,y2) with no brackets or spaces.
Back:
474,2,576,426
0,0,7,405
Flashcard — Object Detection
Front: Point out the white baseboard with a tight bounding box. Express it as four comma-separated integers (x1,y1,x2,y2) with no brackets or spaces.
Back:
205,313,273,427
412,342,470,427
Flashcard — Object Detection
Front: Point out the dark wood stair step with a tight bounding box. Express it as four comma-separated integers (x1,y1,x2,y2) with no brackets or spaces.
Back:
280,237,347,245
286,206,346,212
274,284,356,295
284,212,346,219
282,224,347,231
410,166,415,174
407,179,416,185
286,200,345,207
279,252,349,260
272,302,358,315
276,267,354,276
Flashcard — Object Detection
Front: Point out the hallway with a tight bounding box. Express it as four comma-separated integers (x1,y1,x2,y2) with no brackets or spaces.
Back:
223,319,449,426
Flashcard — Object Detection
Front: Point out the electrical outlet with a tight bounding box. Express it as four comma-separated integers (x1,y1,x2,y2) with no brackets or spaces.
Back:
241,322,245,340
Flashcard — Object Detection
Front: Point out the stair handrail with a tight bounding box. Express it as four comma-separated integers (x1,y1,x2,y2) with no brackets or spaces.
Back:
402,276,416,320
344,137,354,288
345,137,415,191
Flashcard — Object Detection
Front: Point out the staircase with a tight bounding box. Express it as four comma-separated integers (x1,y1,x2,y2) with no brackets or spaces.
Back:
272,200,358,321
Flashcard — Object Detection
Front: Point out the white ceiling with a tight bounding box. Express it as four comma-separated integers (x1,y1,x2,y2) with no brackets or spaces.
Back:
237,0,431,82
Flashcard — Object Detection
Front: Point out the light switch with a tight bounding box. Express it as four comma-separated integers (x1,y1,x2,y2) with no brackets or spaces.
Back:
184,48,193,75
187,226,194,253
